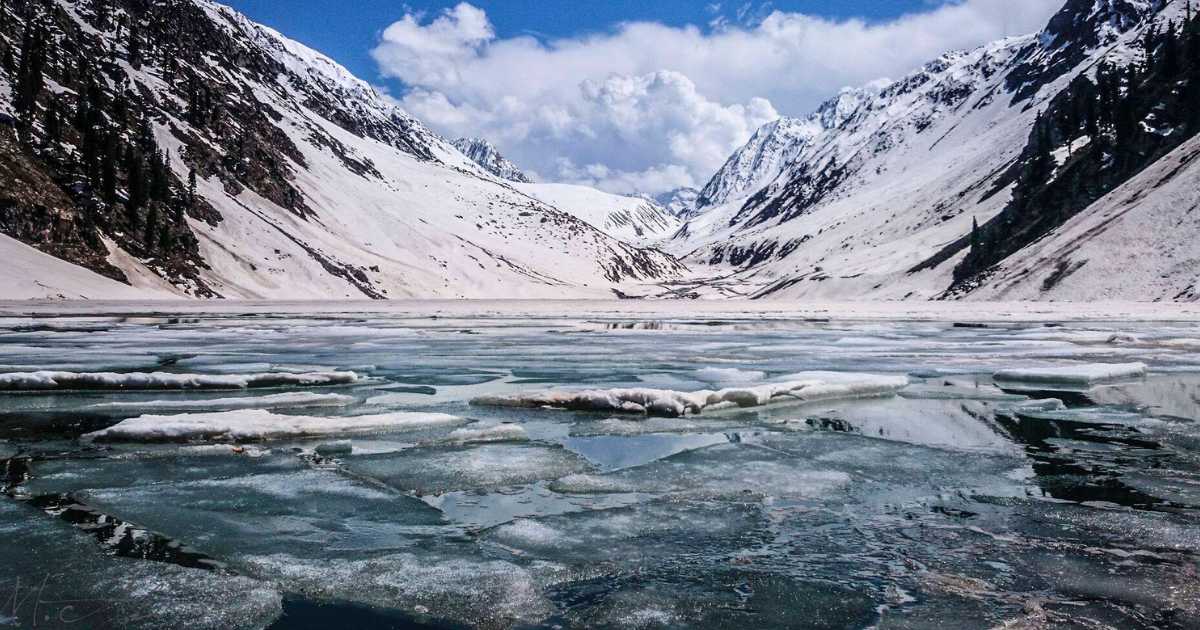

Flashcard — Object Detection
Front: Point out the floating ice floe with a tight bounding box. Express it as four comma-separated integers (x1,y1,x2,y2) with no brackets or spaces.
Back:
441,424,529,445
471,371,909,417
993,363,1148,385
0,370,360,391
83,410,465,443
87,392,357,411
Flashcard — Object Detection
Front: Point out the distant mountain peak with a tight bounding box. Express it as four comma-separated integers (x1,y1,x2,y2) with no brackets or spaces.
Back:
452,138,533,183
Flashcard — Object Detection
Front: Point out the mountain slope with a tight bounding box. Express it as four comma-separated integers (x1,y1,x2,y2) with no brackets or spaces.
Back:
516,183,682,247
0,0,683,299
667,0,1185,302
452,137,532,184
968,129,1200,302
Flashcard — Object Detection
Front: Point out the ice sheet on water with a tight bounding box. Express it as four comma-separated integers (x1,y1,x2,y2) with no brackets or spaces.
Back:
77,468,445,560
764,396,1021,454
472,372,909,417
20,451,306,496
84,410,465,443
994,363,1148,385
563,433,732,470
557,570,879,630
0,499,282,629
341,443,593,494
86,392,357,411
692,367,768,385
485,499,767,565
239,552,571,629
544,442,853,504
0,370,360,391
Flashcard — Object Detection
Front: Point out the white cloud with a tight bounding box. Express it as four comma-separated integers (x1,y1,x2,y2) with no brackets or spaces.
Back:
372,0,1061,195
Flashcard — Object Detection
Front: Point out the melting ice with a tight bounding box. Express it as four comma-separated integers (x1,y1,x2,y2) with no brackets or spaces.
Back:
0,307,1198,629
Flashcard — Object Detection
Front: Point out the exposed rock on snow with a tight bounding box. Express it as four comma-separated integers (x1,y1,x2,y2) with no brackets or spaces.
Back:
993,363,1148,385
84,410,465,443
0,371,359,391
471,372,909,417
452,138,533,183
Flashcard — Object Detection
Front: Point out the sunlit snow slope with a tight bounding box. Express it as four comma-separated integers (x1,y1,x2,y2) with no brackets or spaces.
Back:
669,0,1191,302
0,0,684,300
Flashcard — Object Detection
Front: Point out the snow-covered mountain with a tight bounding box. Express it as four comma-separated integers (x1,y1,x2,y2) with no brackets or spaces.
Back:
0,0,683,299
649,187,701,220
693,88,883,212
666,0,1194,302
451,137,532,184
517,183,681,247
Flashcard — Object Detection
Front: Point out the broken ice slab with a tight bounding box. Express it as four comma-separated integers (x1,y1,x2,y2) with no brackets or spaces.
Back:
484,498,769,565
0,370,360,391
239,550,571,629
85,392,357,412
555,570,879,630
471,372,909,417
993,363,1148,386
0,498,283,629
76,468,446,560
340,443,593,495
83,410,466,443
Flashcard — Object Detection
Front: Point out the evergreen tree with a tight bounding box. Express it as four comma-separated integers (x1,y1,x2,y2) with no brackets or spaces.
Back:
128,21,142,69
44,97,61,144
144,205,159,250
101,133,119,205
1162,21,1180,78
1,45,14,74
14,20,49,118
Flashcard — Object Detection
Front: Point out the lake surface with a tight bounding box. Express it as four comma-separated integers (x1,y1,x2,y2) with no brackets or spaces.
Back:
0,304,1198,629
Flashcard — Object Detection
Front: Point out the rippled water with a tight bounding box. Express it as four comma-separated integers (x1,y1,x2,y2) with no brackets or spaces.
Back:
1,307,1198,629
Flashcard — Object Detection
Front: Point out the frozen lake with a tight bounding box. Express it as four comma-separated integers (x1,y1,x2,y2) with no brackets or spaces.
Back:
0,302,1198,629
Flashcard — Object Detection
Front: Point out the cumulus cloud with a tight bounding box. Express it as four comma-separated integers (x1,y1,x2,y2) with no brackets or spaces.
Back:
372,0,1060,194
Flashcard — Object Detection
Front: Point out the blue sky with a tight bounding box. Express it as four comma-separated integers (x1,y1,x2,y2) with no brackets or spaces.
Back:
225,1,958,83
224,0,1058,194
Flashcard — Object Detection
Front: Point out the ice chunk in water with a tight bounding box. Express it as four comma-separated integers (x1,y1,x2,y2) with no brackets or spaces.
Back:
342,443,593,494
86,392,357,411
994,363,1147,385
440,423,529,445
83,410,465,443
0,370,360,391
472,372,908,417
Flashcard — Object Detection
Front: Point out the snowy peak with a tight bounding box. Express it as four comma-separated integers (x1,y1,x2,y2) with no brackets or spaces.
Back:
695,117,821,211
452,137,533,183
1042,0,1156,49
644,188,700,219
